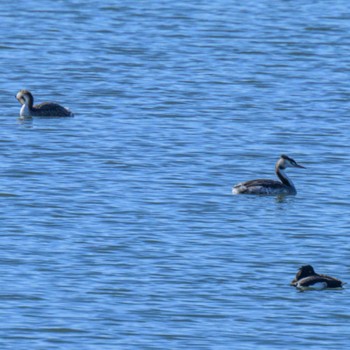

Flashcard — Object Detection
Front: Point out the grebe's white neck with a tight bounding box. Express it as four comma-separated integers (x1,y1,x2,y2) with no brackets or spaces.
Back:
276,167,295,189
20,103,32,118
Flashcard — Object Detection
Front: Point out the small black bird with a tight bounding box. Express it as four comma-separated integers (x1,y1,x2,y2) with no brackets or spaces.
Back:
291,265,345,290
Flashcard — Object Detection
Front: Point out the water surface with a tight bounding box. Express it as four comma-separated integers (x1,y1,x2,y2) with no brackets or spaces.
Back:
1,1,350,349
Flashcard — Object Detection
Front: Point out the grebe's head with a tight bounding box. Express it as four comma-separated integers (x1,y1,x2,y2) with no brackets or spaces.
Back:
278,154,305,169
16,90,34,106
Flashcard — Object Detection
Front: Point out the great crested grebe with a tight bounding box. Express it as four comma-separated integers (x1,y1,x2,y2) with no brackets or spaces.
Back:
232,154,305,195
16,90,74,118
291,265,345,290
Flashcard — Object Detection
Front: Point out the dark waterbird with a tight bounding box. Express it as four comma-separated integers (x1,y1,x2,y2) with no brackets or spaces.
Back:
233,154,305,195
16,89,74,118
291,265,345,290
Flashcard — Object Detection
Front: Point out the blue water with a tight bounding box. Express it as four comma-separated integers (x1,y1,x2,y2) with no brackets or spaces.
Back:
1,1,350,349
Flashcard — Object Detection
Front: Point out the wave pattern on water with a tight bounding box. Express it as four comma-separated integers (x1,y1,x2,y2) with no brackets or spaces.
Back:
1,1,350,349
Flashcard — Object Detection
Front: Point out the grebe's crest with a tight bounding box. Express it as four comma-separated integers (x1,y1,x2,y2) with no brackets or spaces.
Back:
279,154,305,170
